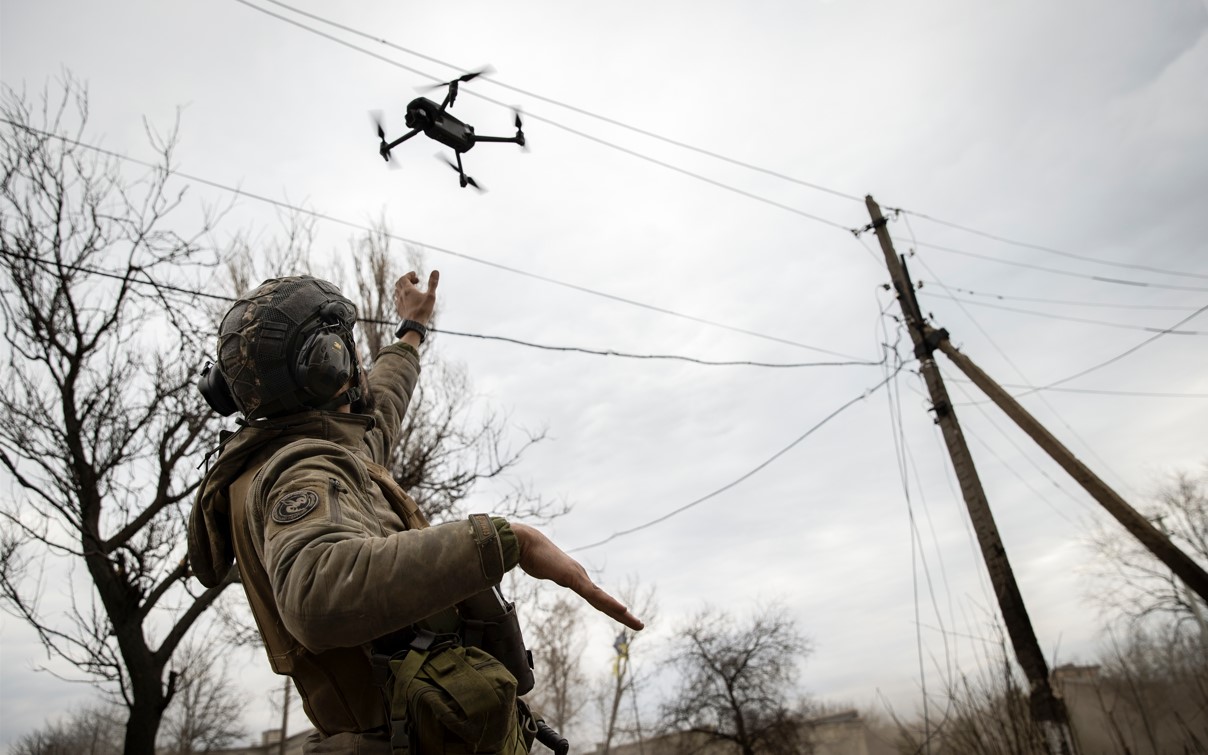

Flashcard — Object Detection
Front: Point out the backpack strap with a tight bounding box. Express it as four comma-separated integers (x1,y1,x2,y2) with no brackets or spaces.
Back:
365,460,429,532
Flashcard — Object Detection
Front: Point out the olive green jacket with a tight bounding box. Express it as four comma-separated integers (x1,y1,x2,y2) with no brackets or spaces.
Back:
188,343,518,749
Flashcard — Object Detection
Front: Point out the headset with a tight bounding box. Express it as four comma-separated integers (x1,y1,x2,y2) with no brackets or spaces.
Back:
198,300,360,418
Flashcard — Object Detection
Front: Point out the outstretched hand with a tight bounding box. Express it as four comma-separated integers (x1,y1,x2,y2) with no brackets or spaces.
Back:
394,270,439,326
511,523,644,631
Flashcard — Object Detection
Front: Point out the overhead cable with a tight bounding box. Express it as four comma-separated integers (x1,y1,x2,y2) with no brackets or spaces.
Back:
1,118,868,361
1027,300,1208,395
242,0,1206,281
919,283,1199,312
250,0,1203,286
904,238,1208,293
0,247,882,369
945,376,1099,522
903,215,1146,494
231,0,857,232
919,291,1208,336
944,376,1207,399
568,363,905,552
891,207,1208,280
255,0,867,204
419,325,882,368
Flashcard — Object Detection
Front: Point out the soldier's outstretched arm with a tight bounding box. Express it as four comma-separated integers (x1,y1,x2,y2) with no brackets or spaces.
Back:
365,270,440,461
511,523,644,631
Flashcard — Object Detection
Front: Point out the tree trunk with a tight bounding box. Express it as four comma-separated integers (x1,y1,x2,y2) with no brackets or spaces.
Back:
124,697,165,755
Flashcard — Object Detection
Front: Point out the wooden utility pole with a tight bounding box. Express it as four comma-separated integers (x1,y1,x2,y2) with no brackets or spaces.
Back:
933,336,1208,604
865,196,1077,754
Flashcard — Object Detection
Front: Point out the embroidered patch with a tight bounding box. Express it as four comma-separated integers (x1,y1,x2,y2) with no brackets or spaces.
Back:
272,490,320,524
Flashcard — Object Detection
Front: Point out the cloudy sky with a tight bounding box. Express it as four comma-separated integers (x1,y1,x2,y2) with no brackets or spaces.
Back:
2,0,1207,748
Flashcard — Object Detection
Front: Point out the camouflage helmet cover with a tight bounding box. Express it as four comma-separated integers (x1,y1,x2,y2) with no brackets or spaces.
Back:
216,275,358,418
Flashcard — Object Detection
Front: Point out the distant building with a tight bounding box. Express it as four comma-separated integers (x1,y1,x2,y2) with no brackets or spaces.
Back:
1054,664,1208,755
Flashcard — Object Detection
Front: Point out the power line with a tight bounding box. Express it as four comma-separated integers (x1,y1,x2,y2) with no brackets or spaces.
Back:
568,363,905,552
918,291,1208,336
426,326,881,368
0,246,882,369
231,0,858,233
248,0,1207,290
1028,300,1208,395
882,336,947,746
945,377,1208,400
902,215,1142,496
944,376,1098,523
255,0,868,204
891,207,1208,281
903,238,1208,293
918,283,1198,312
1,117,870,361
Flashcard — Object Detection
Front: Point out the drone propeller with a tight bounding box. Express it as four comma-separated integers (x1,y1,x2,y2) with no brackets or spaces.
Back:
438,154,484,191
371,110,388,153
370,111,400,168
513,109,528,152
421,66,495,92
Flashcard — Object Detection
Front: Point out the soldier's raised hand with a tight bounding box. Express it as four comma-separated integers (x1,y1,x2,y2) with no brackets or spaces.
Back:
394,270,439,326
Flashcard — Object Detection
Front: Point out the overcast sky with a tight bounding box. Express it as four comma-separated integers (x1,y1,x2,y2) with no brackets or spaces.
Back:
2,0,1207,749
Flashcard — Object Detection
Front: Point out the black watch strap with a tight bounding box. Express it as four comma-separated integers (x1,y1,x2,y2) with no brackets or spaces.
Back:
394,319,428,344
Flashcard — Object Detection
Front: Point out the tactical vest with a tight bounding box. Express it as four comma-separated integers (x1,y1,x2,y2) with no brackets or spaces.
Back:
229,444,536,752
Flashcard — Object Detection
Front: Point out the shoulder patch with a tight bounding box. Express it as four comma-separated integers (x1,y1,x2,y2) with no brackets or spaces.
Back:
272,490,320,524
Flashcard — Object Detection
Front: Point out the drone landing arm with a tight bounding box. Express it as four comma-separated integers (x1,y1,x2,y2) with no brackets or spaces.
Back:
455,151,468,186
444,150,478,189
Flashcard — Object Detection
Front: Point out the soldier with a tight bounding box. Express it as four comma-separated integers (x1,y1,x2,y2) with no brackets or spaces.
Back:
188,271,641,753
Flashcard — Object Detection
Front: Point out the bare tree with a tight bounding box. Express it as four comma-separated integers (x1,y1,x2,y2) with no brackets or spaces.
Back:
0,77,234,754
157,639,247,754
897,622,1208,754
1075,623,1208,754
526,593,589,734
599,578,659,754
895,649,1045,755
221,207,316,298
660,604,813,755
1089,466,1208,632
11,705,123,755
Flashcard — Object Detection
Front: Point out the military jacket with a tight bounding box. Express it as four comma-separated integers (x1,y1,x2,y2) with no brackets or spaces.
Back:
188,343,517,752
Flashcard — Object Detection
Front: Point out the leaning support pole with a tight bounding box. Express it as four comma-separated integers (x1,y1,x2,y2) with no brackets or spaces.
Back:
865,196,1077,755
932,331,1208,605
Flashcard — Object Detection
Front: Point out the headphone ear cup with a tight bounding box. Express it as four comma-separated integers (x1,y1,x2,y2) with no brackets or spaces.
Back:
198,362,239,417
295,330,354,402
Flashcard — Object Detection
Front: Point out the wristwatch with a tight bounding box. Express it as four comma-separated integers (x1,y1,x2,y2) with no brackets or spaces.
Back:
395,319,428,344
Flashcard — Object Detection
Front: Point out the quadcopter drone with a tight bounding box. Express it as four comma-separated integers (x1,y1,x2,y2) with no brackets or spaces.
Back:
374,69,525,189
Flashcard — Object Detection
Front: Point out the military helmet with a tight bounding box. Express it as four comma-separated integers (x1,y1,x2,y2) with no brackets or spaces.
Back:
204,275,361,419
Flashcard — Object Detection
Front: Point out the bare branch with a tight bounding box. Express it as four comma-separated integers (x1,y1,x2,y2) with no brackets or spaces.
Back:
0,77,235,755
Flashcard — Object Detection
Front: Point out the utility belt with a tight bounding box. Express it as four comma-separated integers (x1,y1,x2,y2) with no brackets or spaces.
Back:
370,588,568,755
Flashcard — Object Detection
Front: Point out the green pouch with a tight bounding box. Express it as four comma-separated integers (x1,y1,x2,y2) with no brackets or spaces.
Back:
388,635,532,754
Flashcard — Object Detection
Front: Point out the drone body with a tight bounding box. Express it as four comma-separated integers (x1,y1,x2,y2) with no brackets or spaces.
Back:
375,70,525,189
403,97,475,152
